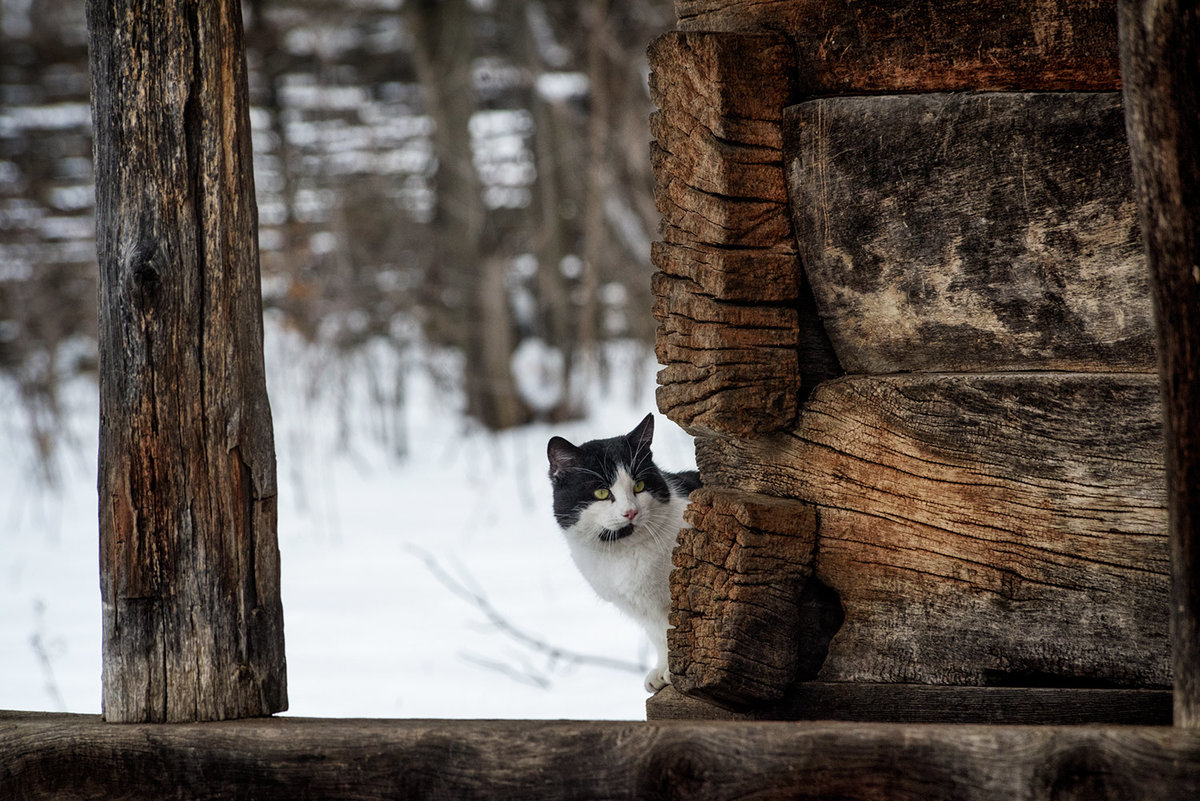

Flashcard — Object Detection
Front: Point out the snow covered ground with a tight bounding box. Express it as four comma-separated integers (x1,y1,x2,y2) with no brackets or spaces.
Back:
0,325,696,720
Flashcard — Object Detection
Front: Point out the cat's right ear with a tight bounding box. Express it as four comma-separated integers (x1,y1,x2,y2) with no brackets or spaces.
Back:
547,437,579,479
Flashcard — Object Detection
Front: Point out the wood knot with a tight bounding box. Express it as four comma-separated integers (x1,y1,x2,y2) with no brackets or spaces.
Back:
126,239,165,309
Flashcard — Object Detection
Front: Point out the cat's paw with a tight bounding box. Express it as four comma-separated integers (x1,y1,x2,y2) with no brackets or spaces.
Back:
644,665,671,693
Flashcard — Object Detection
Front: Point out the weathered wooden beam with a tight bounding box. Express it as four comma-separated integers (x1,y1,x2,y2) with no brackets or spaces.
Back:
785,91,1152,375
87,0,286,722
698,373,1169,689
648,31,809,437
648,684,1173,726
669,488,819,706
1118,0,1200,728
674,0,1121,93
7,712,1200,800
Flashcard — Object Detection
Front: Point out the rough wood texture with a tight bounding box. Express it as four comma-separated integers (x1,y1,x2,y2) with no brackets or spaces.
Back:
674,0,1121,93
648,684,1173,726
88,0,286,722
8,712,1200,800
668,488,817,705
1119,0,1200,727
649,31,809,436
786,91,1153,375
698,373,1169,689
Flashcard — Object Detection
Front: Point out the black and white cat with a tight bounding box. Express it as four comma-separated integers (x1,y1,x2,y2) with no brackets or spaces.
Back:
547,413,701,692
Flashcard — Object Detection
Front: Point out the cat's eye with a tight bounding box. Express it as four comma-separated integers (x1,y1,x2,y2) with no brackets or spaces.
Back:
633,480,646,493
593,488,610,500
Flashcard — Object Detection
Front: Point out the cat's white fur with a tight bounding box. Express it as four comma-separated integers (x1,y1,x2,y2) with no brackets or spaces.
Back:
559,466,691,692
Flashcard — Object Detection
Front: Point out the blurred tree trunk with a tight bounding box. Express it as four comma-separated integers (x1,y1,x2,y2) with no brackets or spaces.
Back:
576,0,610,391
408,0,530,429
515,0,586,420
246,0,301,257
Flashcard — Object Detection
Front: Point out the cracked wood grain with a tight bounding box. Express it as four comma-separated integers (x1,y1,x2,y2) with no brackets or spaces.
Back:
649,31,811,436
697,373,1169,689
669,488,818,705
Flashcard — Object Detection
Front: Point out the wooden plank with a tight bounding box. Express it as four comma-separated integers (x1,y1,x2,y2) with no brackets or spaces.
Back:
674,0,1121,93
648,684,1173,725
785,91,1154,375
7,712,1200,800
87,0,286,722
669,488,818,705
1119,0,1200,727
648,31,803,436
697,373,1170,688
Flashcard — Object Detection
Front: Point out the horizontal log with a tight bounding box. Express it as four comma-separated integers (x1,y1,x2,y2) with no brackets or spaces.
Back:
648,684,1173,725
669,488,817,705
785,91,1153,374
651,241,798,304
647,31,795,149
652,272,797,436
7,711,1200,800
675,0,1121,93
654,173,792,248
650,122,785,203
697,373,1169,688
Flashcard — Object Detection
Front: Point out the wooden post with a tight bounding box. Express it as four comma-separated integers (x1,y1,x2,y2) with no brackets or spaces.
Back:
87,0,287,722
1118,1,1200,727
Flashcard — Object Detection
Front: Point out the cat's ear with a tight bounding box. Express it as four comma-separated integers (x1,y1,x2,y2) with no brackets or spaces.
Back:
547,436,579,478
628,413,655,451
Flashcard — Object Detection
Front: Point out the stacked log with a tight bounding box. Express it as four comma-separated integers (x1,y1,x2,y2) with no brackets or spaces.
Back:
649,2,1171,721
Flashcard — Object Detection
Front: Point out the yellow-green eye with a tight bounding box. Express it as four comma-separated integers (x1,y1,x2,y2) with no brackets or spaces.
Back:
593,488,610,500
633,480,646,493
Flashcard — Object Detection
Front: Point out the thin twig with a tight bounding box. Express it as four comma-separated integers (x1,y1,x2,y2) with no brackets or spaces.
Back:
30,599,67,712
408,545,647,678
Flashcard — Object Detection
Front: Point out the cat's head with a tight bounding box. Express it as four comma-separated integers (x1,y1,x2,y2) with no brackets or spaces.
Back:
547,413,674,544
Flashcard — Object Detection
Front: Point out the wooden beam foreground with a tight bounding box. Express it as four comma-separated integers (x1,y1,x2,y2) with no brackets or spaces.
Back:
4,711,1200,800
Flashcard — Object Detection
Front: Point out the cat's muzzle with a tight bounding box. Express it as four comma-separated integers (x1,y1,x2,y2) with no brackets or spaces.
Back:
599,524,635,543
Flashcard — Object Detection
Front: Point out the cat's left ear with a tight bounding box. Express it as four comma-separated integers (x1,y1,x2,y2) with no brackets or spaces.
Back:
548,436,579,479
628,413,655,451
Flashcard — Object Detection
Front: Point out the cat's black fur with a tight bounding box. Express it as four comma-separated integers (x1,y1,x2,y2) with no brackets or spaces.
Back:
548,415,700,531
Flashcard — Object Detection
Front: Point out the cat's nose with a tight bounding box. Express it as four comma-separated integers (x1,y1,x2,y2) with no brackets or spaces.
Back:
623,508,638,521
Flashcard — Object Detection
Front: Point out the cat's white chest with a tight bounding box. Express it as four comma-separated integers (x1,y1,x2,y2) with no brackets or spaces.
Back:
564,493,689,623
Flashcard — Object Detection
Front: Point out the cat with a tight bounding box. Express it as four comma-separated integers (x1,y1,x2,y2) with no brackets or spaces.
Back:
547,413,701,692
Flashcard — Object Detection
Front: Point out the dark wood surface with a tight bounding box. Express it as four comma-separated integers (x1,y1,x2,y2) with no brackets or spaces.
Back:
87,0,286,722
674,0,1122,93
698,373,1169,689
785,91,1152,375
648,684,1173,726
1119,0,1200,727
7,711,1200,800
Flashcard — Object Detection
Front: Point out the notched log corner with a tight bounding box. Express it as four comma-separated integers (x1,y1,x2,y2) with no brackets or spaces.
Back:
669,487,839,708
648,30,805,437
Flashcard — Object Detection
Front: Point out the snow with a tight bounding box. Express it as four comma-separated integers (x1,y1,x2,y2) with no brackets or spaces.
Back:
0,324,695,720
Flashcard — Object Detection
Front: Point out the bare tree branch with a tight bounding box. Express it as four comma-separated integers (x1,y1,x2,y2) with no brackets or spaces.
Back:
407,545,648,682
